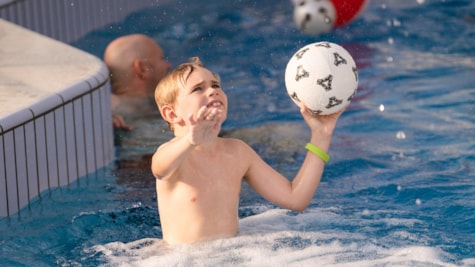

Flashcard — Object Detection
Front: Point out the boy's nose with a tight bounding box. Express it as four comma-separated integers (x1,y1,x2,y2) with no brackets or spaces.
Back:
208,87,219,96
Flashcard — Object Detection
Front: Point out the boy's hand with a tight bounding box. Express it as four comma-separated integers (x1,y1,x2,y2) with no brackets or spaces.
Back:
300,103,344,136
186,105,223,145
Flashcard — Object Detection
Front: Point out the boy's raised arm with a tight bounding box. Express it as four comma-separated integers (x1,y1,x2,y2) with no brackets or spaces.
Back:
245,103,343,212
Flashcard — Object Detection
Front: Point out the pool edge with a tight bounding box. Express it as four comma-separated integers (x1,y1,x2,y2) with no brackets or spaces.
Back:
0,19,114,218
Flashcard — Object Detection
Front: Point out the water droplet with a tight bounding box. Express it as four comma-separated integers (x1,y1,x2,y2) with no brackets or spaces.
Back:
379,104,385,112
396,131,406,139
415,198,422,205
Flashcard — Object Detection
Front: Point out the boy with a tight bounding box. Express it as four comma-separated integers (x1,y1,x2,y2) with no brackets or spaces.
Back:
151,57,343,244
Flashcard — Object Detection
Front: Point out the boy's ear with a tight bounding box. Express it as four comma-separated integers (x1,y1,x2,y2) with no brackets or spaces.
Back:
161,105,182,125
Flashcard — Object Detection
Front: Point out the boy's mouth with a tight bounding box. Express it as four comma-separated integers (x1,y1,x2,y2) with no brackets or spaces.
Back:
207,100,223,108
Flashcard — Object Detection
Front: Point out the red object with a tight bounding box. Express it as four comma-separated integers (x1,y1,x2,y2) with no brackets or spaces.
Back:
331,0,369,27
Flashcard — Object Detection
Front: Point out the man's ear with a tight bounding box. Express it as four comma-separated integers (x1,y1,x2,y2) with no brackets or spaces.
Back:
132,59,146,79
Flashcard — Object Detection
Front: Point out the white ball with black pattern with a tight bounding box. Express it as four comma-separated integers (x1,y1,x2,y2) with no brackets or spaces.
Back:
292,0,336,36
284,41,358,115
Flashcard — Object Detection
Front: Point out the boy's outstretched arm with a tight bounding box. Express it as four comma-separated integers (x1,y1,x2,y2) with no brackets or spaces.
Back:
151,105,223,179
244,103,343,212
151,135,195,180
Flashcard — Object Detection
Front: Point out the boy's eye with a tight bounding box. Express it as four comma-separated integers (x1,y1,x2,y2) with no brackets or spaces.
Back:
212,84,221,89
191,87,202,93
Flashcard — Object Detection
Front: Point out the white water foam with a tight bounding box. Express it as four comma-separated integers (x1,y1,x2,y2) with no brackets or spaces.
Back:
89,208,463,266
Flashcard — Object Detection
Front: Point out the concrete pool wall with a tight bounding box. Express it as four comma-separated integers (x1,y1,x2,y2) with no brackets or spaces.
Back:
0,0,160,218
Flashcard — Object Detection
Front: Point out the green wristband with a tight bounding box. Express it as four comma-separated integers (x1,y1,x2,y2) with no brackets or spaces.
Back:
305,143,330,163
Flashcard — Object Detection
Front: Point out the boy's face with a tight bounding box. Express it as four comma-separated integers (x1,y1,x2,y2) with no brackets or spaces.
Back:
175,66,228,124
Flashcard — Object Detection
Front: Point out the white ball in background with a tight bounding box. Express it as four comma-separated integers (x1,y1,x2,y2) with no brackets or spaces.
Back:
293,0,336,36
285,41,358,115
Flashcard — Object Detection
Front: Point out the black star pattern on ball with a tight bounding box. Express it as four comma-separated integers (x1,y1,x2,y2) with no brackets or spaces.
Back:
352,66,358,81
290,92,301,103
308,108,323,115
317,74,333,91
300,14,312,32
319,8,333,24
333,52,347,66
315,42,331,48
326,96,343,109
347,90,356,102
295,65,309,81
295,48,309,60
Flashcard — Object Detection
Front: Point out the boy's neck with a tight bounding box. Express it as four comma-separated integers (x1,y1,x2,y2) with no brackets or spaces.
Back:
173,129,221,151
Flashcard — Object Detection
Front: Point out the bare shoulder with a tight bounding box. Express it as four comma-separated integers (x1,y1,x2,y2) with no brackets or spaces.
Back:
154,136,178,152
150,138,177,178
220,137,257,157
151,140,168,162
221,137,249,149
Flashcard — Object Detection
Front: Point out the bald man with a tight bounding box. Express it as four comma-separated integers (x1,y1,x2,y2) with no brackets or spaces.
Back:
104,34,171,130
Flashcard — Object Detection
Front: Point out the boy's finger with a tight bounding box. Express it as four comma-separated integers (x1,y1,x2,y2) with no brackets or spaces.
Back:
196,105,208,120
188,113,196,125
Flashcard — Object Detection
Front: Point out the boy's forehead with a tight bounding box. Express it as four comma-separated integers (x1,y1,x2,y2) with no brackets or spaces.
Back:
186,67,217,83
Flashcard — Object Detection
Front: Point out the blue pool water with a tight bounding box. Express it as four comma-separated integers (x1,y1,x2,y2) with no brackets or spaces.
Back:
1,0,475,266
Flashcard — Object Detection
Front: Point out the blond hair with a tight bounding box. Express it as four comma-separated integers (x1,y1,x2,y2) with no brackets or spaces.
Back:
154,56,220,131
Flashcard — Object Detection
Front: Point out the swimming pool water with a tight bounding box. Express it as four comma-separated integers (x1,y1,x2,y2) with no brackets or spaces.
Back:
1,0,475,266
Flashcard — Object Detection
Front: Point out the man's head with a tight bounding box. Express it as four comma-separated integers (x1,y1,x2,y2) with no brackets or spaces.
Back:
104,34,171,97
